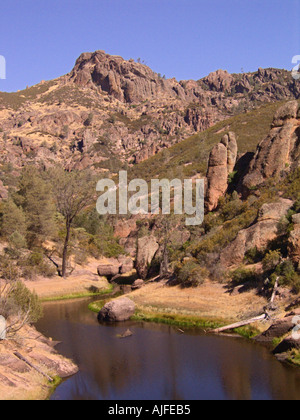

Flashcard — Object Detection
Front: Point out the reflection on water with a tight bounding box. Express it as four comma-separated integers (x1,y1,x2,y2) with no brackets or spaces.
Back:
36,298,300,400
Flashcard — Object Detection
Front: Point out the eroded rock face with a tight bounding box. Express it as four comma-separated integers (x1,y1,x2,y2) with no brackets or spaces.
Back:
220,199,293,268
69,50,178,104
97,297,136,322
205,132,238,211
0,51,299,173
288,214,300,267
242,101,300,194
136,235,159,280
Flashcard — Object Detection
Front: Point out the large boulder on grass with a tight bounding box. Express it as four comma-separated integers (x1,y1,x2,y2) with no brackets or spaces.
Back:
97,297,136,322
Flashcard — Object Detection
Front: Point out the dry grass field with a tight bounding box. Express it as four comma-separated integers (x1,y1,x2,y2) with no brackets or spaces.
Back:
130,280,269,324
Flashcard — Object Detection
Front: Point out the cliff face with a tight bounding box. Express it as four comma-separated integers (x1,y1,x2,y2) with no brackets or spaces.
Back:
242,101,300,194
0,50,299,177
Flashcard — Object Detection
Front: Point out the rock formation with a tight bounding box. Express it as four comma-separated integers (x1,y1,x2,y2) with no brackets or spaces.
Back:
288,214,300,269
0,51,299,175
97,297,136,322
97,256,134,280
136,235,159,280
97,258,121,280
242,101,300,194
205,132,238,211
220,198,293,268
118,255,134,274
255,312,300,343
131,279,144,290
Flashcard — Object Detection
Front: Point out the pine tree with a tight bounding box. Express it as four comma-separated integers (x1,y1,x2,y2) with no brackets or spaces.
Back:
16,166,56,248
1,198,27,239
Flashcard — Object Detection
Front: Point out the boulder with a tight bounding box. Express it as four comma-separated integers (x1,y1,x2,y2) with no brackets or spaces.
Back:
97,258,120,280
255,315,297,343
258,199,293,222
286,297,300,311
131,279,144,290
220,199,293,268
136,235,159,280
273,335,300,354
272,100,299,127
98,297,136,322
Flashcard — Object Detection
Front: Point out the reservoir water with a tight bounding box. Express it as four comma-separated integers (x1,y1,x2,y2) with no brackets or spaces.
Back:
36,298,300,400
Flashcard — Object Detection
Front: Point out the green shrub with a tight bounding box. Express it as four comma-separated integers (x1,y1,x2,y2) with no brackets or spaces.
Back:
262,250,281,272
230,266,257,286
274,260,300,293
244,247,264,264
6,281,43,323
175,261,207,288
20,252,56,279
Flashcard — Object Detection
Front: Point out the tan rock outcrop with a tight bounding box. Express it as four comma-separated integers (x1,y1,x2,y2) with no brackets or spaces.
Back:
288,214,300,267
97,258,121,280
220,199,293,268
243,101,300,194
205,132,238,211
136,235,159,279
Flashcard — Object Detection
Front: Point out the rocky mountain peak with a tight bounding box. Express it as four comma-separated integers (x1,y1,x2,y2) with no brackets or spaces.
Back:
0,50,299,177
68,50,178,103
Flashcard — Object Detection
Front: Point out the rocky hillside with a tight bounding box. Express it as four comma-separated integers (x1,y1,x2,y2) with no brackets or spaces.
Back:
0,50,299,176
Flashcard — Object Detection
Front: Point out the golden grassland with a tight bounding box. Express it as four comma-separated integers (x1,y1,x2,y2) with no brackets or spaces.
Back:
129,281,268,323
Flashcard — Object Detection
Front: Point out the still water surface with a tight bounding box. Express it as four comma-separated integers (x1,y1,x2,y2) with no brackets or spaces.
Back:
36,298,300,400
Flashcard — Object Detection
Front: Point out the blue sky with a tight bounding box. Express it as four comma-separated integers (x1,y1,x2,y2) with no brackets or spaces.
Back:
0,0,299,92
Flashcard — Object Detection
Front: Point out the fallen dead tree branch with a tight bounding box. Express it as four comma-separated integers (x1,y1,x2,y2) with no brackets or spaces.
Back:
211,314,267,334
13,351,53,382
212,276,280,334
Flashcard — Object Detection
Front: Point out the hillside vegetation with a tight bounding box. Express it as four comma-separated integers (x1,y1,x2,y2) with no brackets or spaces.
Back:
128,100,293,181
